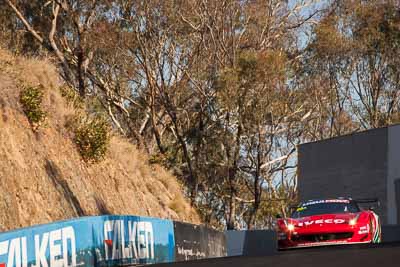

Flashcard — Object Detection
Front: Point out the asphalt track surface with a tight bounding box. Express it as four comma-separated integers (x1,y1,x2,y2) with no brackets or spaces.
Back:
151,242,400,267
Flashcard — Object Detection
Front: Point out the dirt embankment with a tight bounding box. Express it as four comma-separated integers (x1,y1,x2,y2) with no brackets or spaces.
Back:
0,49,199,231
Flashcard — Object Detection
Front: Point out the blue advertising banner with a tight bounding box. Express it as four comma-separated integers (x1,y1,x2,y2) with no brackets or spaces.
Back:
92,215,175,266
0,215,175,267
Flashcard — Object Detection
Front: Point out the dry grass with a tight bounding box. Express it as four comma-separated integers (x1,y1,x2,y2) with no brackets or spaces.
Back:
0,49,74,126
0,48,200,231
168,195,188,216
0,49,59,89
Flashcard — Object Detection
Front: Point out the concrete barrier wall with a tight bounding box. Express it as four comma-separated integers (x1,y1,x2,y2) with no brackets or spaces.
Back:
173,222,226,261
225,231,246,256
0,216,227,267
0,216,175,267
0,215,175,267
226,230,277,257
382,225,400,243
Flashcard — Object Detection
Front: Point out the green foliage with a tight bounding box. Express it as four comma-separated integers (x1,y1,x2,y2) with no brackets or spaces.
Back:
148,145,182,172
60,85,84,109
5,0,350,229
70,115,110,163
19,85,46,129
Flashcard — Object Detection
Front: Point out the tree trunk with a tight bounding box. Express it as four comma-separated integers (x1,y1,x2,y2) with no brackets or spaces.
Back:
226,194,236,230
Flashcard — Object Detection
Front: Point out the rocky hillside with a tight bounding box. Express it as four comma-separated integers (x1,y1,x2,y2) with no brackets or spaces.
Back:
0,49,199,231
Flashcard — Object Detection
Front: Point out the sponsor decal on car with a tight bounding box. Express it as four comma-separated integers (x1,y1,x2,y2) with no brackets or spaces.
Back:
303,199,350,206
297,219,346,227
296,207,307,212
358,225,369,235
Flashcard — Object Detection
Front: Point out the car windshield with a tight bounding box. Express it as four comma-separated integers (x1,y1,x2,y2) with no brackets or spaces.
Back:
291,200,360,218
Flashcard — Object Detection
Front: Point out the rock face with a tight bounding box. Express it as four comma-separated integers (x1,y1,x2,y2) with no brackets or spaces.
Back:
0,49,199,232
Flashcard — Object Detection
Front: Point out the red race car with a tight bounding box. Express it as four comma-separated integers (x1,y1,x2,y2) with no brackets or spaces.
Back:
276,198,381,249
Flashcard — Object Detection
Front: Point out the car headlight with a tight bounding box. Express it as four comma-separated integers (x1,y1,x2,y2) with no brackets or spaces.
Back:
287,223,295,231
349,214,360,226
349,218,357,226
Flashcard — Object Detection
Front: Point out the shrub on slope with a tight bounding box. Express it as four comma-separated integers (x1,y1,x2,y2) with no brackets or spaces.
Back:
0,49,199,231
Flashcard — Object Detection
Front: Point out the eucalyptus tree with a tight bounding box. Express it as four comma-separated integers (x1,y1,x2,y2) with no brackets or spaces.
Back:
4,0,326,230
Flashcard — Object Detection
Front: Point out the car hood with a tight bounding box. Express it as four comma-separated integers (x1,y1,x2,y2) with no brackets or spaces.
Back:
288,213,359,228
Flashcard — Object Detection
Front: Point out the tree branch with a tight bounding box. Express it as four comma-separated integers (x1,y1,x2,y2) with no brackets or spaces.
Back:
5,0,44,44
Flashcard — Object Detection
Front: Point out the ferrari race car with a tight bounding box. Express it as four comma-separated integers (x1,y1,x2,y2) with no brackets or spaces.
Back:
276,198,381,249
